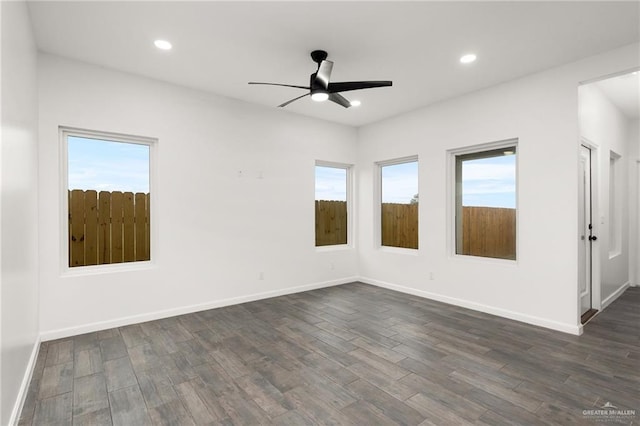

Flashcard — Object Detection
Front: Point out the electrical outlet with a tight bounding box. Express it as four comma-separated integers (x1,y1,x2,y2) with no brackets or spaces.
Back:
330,262,335,270
429,272,435,280
258,272,264,280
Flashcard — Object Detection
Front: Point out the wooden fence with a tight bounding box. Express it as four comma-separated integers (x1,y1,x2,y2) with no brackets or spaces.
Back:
68,193,512,263
460,206,516,259
316,201,515,258
69,190,150,267
381,203,419,249
314,200,420,249
316,200,347,246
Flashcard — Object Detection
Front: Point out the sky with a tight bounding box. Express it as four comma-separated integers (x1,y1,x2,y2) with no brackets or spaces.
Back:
70,138,514,208
315,161,420,204
381,161,419,204
315,166,347,201
315,155,516,208
68,136,150,193
461,154,516,208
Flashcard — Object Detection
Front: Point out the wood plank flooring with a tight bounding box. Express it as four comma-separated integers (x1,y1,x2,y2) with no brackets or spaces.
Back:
19,283,640,425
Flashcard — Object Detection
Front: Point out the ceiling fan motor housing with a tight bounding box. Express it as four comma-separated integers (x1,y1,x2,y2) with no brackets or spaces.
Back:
310,50,328,64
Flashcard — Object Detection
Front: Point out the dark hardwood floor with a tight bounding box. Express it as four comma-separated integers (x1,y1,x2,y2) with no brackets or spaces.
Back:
19,283,639,425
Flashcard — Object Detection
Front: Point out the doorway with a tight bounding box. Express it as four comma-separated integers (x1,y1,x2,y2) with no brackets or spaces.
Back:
579,144,598,323
578,69,639,326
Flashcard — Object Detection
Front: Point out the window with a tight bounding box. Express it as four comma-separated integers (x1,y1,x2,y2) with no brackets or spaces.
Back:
315,162,350,246
609,151,622,257
63,128,153,268
454,143,517,260
379,157,418,249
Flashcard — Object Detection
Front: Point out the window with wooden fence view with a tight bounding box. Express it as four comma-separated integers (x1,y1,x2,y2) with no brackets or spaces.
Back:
380,158,418,249
66,131,151,267
315,164,349,246
455,145,517,260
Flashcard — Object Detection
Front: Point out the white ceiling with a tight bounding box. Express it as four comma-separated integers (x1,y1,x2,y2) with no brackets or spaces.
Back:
594,71,640,119
27,1,640,127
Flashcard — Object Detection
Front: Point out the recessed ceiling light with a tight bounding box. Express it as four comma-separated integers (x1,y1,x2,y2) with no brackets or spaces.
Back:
350,100,361,107
154,40,172,51
460,53,477,64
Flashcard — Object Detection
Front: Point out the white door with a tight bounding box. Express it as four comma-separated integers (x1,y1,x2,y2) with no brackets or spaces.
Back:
579,145,594,317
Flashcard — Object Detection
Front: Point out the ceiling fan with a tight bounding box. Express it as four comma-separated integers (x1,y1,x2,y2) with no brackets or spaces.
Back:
249,50,392,108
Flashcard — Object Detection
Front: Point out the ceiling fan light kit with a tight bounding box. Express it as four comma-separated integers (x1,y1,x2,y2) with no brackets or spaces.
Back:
311,92,329,102
249,50,392,108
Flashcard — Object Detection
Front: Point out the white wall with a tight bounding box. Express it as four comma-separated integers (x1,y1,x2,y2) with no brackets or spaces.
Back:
579,82,632,302
629,119,640,286
0,1,40,424
356,43,639,334
38,55,358,338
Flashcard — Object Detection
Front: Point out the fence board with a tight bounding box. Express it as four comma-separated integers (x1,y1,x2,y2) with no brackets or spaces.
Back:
135,192,147,261
123,192,135,262
315,200,347,246
461,206,516,259
98,191,111,264
84,190,98,265
381,203,418,249
145,194,151,260
110,191,124,264
69,190,85,267
314,201,419,249
69,190,151,267
68,190,151,266
68,191,71,265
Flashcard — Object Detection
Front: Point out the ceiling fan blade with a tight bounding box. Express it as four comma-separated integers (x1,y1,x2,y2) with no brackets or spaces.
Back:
314,60,333,90
328,93,351,108
249,82,310,90
327,81,392,93
278,92,310,107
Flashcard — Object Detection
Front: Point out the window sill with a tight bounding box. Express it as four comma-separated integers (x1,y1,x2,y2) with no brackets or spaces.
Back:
450,253,518,266
62,260,155,277
316,244,353,253
379,246,419,256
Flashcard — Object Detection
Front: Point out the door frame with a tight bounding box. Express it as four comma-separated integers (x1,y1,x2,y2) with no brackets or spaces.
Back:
635,159,640,287
579,138,601,323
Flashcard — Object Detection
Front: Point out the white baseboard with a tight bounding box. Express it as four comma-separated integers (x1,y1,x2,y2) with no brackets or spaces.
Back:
359,277,582,335
9,337,41,426
601,281,631,310
40,277,357,341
